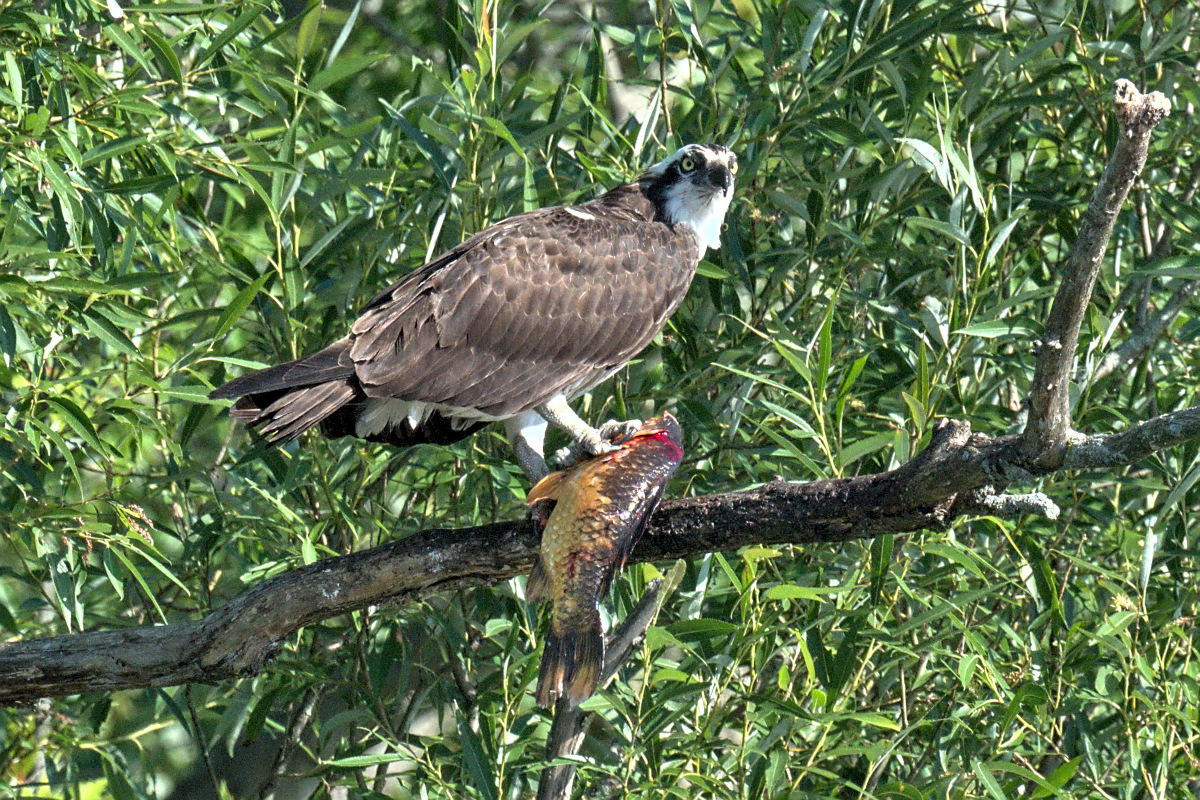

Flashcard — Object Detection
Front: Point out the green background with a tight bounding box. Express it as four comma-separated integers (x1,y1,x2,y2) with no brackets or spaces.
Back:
0,0,1197,797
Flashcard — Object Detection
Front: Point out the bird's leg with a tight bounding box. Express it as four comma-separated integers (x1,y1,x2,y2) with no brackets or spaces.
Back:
505,410,549,484
552,418,644,469
535,395,621,467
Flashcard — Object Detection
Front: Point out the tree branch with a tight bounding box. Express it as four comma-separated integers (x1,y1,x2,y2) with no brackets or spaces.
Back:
1023,80,1171,467
1088,157,1200,387
1089,279,1199,386
3,403,1200,706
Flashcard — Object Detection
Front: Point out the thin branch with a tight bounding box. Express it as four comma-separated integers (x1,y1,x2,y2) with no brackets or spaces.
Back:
1023,80,1170,467
1089,279,1199,385
186,686,221,796
259,686,320,800
1088,157,1200,387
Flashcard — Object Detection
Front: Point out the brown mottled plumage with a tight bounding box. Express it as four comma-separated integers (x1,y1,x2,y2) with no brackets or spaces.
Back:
526,414,684,707
209,145,735,479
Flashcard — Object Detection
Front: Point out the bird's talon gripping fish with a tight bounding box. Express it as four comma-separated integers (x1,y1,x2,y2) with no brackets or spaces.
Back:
525,414,684,708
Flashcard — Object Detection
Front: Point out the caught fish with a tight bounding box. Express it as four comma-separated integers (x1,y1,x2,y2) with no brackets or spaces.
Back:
526,414,684,708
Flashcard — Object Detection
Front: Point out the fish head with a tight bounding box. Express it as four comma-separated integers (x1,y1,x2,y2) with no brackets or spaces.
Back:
619,413,683,454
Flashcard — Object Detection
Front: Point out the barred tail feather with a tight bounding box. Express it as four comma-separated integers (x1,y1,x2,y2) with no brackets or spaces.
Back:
211,340,359,444
251,380,357,443
536,615,604,708
209,340,354,401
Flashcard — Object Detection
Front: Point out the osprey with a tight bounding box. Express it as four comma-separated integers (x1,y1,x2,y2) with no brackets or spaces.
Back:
209,144,737,481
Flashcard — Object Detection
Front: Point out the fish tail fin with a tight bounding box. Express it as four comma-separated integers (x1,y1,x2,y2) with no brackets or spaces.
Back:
566,617,604,705
536,615,605,708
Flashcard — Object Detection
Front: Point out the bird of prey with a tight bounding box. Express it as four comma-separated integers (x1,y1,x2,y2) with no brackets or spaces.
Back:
209,144,737,481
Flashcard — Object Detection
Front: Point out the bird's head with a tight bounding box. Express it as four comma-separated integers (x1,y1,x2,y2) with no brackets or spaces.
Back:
641,144,737,255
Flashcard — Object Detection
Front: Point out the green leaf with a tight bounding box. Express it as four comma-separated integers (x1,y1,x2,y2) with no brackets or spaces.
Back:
1032,757,1082,798
1162,456,1200,510
30,150,82,238
325,752,410,769
923,542,985,578
4,52,23,108
82,308,140,357
143,28,182,83
907,215,970,245
695,261,732,279
985,210,1025,266
765,584,851,602
869,534,893,603
81,135,150,167
839,431,893,467
212,273,271,340
195,4,267,68
669,618,740,639
309,54,385,93
973,760,1009,800
457,709,497,800
103,24,157,77
108,547,168,624
954,319,1035,338
295,0,323,57
0,304,16,364
45,396,105,453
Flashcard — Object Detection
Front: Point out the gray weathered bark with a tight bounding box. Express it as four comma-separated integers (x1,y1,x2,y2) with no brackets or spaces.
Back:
1022,80,1171,467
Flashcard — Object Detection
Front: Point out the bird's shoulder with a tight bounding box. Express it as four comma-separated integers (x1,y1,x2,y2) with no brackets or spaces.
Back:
343,186,704,411
356,188,695,315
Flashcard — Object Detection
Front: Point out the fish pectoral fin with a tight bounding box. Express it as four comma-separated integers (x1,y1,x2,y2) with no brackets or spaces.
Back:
535,615,605,709
526,558,550,602
526,470,567,505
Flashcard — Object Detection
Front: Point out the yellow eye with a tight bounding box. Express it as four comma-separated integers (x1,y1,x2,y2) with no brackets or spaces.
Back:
729,159,738,175
680,156,697,172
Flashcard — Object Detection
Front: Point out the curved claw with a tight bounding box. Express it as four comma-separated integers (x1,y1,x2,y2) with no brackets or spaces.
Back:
553,418,641,469
597,418,643,447
552,441,615,470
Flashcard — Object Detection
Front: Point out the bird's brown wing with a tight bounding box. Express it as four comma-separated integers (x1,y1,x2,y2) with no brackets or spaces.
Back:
347,205,698,417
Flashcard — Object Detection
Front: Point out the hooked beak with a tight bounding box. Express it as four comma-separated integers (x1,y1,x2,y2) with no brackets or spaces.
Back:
707,165,733,193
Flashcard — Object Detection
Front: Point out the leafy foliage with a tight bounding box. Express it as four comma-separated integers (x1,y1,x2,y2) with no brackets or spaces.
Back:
2,0,1199,798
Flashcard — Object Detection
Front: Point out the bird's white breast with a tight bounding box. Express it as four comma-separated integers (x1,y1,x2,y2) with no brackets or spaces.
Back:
665,184,733,257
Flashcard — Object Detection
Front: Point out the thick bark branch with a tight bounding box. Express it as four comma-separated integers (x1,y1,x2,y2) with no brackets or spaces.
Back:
1063,406,1200,469
1023,80,1170,467
3,404,1200,706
